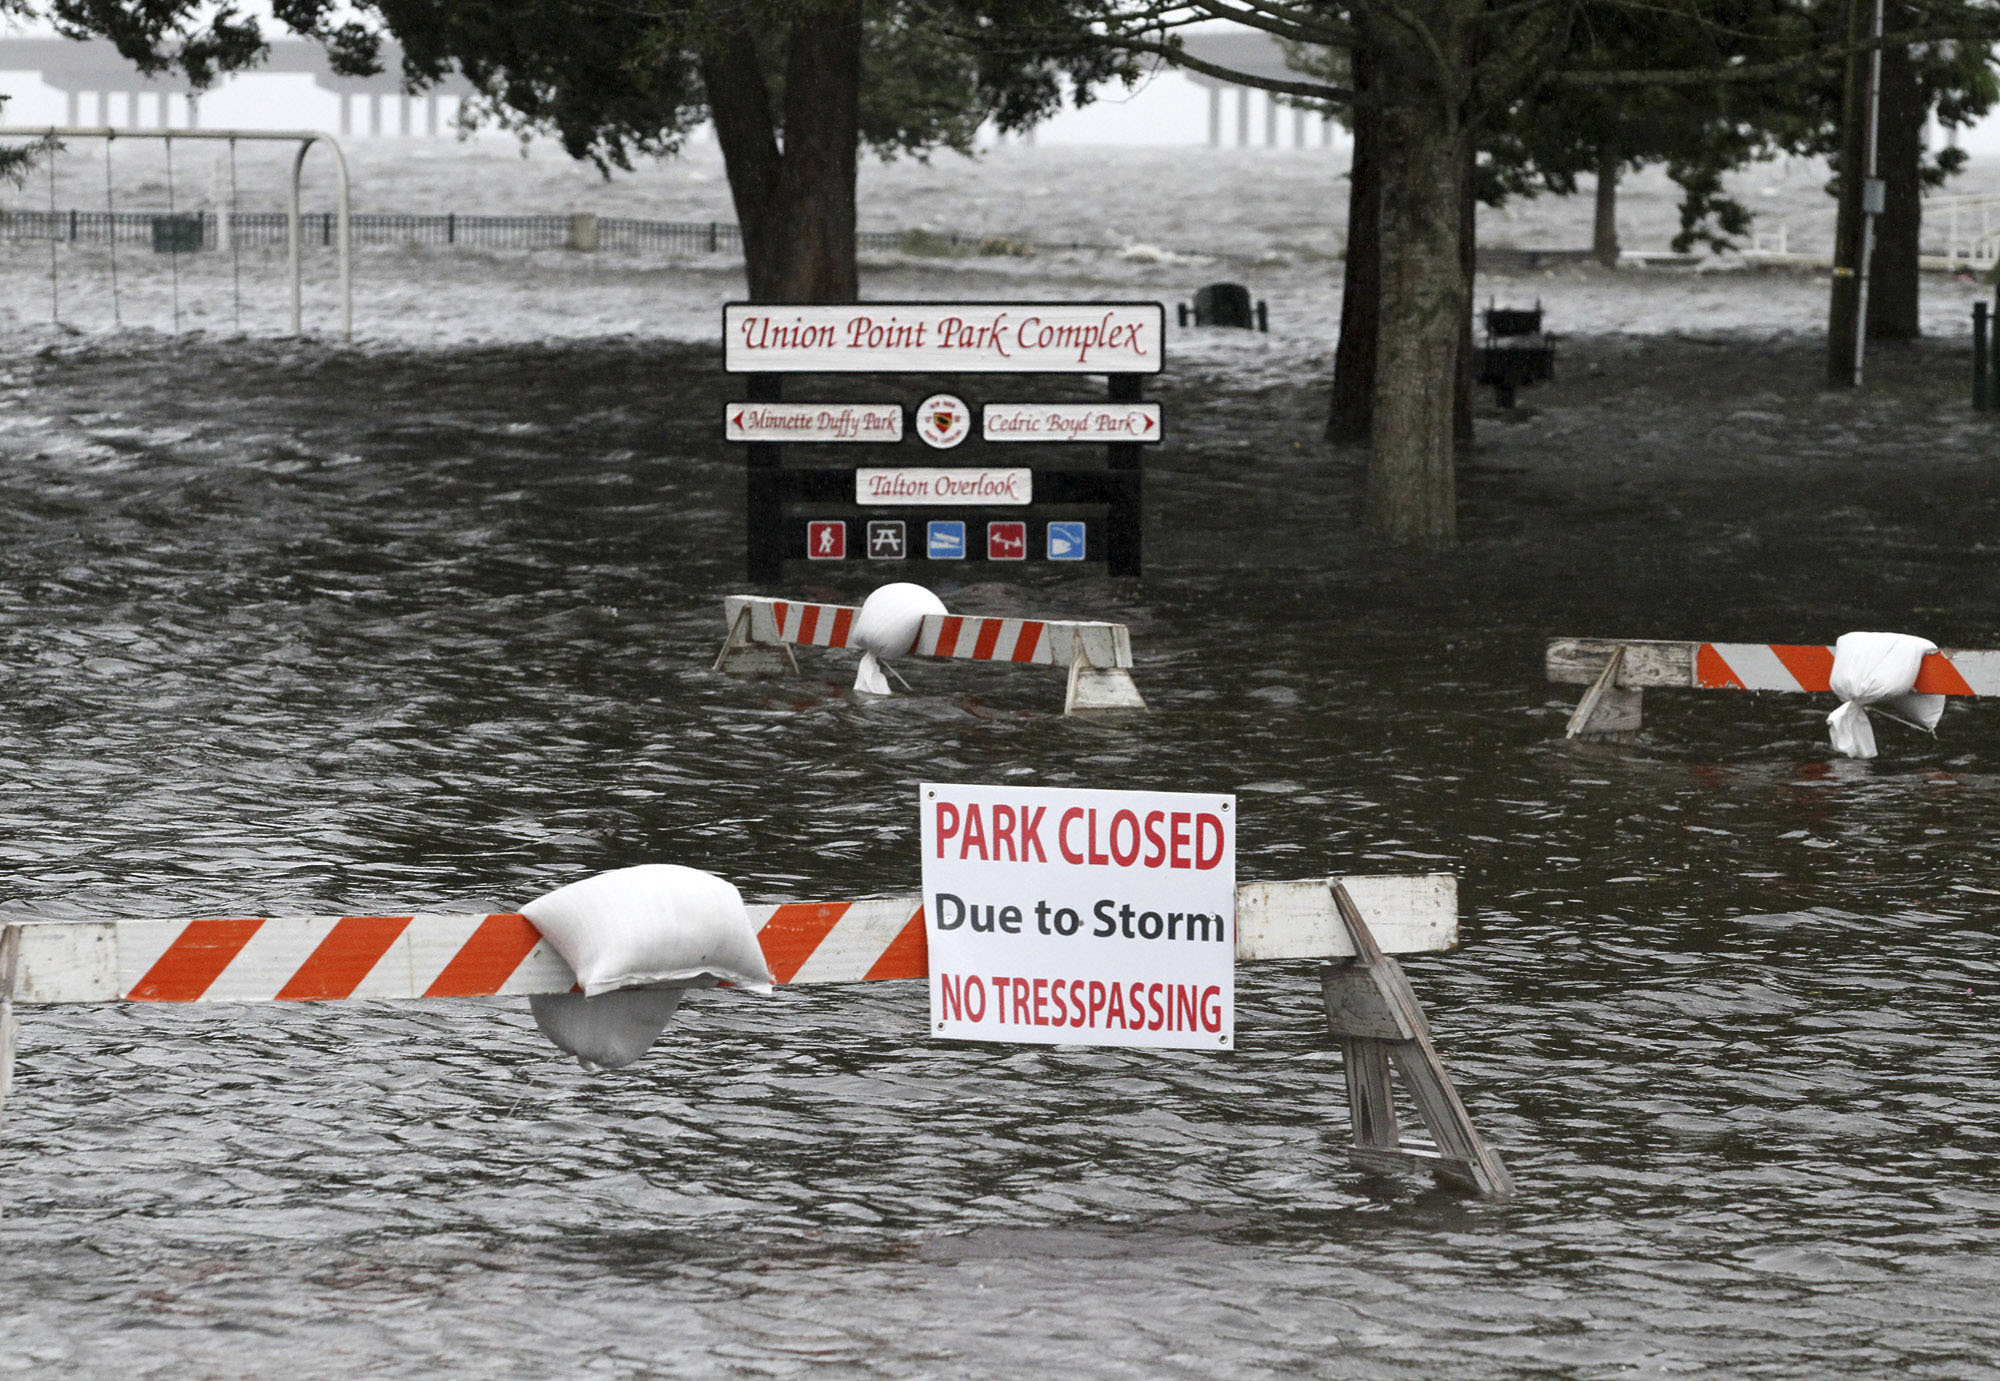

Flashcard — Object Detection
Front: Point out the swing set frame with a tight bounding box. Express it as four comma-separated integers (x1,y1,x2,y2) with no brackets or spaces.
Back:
5,126,352,341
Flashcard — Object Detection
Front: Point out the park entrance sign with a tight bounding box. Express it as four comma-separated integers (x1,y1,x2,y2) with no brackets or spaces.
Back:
723,301,1165,580
921,783,1236,1051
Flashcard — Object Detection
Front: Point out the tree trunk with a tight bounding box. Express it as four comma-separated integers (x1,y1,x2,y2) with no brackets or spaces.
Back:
701,4,862,303
1867,41,1922,340
1370,16,1471,546
1593,148,1620,267
1455,133,1475,452
1327,42,1380,444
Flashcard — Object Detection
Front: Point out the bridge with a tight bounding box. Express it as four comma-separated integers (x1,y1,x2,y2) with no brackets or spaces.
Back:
1178,32,1338,149
2,31,1331,149
0,36,472,136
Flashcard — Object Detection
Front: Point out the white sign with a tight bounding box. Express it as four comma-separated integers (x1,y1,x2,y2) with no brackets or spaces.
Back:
725,402,903,443
984,403,1162,443
724,302,1166,374
914,394,972,449
921,783,1236,1050
855,468,1032,505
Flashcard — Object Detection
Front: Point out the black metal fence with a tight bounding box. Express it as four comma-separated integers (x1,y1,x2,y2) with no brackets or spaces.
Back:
0,209,1096,256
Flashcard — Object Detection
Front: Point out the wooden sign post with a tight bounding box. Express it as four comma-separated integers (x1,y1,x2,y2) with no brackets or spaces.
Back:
723,302,1164,581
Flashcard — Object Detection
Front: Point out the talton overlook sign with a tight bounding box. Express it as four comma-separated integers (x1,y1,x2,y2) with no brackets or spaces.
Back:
723,301,1165,580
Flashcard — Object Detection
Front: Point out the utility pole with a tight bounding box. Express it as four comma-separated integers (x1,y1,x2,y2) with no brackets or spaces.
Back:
1828,0,1887,386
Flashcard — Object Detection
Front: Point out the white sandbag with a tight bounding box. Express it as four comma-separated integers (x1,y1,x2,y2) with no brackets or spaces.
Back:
852,583,946,660
521,864,773,997
1825,631,1944,759
530,988,688,1073
854,651,893,696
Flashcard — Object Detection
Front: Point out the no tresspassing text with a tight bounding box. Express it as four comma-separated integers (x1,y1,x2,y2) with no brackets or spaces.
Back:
938,972,1226,1034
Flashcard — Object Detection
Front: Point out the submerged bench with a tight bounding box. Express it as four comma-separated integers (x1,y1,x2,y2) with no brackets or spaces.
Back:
1,872,1509,1198
715,595,1145,714
1548,637,2000,737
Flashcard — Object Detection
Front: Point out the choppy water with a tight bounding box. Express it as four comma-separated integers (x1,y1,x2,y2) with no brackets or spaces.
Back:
4,330,2000,1378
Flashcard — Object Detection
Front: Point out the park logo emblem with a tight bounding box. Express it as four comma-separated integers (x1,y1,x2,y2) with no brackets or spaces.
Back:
916,394,971,449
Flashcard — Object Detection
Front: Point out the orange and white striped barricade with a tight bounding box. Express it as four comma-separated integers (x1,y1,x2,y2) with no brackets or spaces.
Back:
1,873,1509,1197
715,595,1144,713
1547,636,2000,738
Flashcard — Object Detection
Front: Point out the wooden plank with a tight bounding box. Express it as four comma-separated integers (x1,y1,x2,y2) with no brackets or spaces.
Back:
1323,964,1421,1041
722,596,1133,671
1926,650,2000,697
1546,638,1698,688
0,925,17,1123
1328,884,1514,1201
1350,1142,1479,1186
1342,1036,1400,1150
11,876,1459,1005
15,920,116,1003
1236,875,1456,962
1565,645,1643,738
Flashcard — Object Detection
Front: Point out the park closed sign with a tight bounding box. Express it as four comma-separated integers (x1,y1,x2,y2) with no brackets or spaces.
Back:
921,783,1236,1050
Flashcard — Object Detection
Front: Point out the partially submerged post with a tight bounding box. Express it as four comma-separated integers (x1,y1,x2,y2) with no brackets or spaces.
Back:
0,924,18,1127
1322,884,1512,1198
714,594,1145,713
1,874,1508,1197
1548,635,2000,738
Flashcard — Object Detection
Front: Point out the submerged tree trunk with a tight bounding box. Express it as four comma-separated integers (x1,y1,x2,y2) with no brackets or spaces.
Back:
1455,134,1475,452
1593,148,1620,268
1867,42,1922,340
1369,14,1471,546
1327,43,1381,444
701,4,862,303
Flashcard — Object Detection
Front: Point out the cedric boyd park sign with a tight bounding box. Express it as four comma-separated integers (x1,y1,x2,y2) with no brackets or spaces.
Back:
922,783,1236,1051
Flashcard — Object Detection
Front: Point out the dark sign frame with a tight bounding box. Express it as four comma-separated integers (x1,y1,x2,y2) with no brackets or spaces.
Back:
723,300,1164,582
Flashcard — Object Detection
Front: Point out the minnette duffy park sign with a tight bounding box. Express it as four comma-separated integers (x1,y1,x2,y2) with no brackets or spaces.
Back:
724,303,1165,374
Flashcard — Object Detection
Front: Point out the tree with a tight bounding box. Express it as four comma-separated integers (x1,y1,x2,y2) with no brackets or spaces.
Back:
1102,0,2000,543
22,0,1132,303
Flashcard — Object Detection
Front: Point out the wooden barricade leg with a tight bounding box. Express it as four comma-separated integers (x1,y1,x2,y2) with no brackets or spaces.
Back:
0,925,18,1127
1322,885,1513,1200
1565,642,1642,739
713,606,799,677
1063,647,1146,715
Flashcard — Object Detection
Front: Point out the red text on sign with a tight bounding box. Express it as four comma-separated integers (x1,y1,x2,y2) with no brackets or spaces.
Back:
937,972,1223,1033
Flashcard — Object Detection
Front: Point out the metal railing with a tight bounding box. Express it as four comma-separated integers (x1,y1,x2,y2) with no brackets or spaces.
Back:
1933,193,2000,271
1,126,351,340
0,209,1091,257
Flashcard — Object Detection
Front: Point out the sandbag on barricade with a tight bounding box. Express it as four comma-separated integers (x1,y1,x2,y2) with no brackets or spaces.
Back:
1826,632,1946,759
851,582,948,696
521,864,772,1071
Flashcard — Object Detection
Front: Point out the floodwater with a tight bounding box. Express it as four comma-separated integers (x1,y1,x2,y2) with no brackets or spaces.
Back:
4,324,2000,1379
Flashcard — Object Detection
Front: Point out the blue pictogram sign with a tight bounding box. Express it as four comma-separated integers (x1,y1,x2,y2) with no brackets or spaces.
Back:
1046,522,1087,561
927,520,966,559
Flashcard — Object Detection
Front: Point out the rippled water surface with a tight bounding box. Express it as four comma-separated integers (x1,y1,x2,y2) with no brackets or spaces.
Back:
4,330,2000,1378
